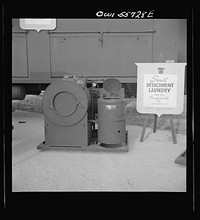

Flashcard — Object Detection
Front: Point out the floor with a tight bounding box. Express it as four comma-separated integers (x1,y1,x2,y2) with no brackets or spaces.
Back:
12,110,186,192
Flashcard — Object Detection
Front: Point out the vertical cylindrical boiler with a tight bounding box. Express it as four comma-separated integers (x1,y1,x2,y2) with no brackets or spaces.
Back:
98,97,126,145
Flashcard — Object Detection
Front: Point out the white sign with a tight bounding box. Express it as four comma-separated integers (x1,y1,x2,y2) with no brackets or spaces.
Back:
20,19,56,32
143,74,177,108
136,63,186,117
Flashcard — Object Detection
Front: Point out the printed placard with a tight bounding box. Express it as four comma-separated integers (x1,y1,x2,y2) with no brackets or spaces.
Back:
136,63,186,117
20,19,56,32
105,105,116,110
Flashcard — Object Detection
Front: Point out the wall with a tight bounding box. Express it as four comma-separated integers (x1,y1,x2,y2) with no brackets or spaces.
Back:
12,19,187,96
153,19,186,62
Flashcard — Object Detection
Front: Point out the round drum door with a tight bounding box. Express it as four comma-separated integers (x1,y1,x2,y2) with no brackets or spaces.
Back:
52,91,77,117
43,79,90,126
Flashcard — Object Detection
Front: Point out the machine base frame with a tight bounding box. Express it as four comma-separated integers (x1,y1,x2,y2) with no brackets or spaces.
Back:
37,130,128,152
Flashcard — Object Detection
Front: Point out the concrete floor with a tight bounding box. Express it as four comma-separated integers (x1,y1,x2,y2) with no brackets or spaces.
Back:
12,110,186,192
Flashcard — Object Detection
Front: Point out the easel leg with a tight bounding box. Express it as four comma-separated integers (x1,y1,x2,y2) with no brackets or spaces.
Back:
153,114,158,133
140,116,149,142
169,116,177,144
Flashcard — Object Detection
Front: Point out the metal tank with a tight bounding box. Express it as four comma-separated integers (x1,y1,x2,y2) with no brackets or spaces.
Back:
98,78,126,146
98,97,126,145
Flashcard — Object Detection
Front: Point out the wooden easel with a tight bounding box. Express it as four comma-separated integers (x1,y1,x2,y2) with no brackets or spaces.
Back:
140,114,177,144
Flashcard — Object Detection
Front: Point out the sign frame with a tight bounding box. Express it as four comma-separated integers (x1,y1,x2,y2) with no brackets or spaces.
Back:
136,63,186,117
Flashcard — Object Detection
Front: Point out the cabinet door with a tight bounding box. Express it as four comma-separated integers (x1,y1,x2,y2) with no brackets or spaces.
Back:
12,33,29,77
97,33,152,77
50,33,99,77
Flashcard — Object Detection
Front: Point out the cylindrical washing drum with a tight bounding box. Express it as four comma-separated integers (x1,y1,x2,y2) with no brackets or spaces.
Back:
98,97,126,145
42,79,91,127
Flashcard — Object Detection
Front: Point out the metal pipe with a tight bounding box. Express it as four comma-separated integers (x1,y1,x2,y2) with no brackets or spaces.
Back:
49,30,156,34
